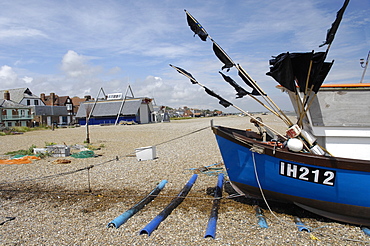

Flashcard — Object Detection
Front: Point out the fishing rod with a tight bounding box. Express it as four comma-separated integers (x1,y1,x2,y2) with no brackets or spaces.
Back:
169,64,287,141
185,10,293,127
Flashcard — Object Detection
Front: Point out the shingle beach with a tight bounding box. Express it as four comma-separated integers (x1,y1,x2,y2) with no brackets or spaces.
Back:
1,115,369,245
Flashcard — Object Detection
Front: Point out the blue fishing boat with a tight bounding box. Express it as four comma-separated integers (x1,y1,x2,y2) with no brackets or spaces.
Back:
213,120,370,226
173,0,370,226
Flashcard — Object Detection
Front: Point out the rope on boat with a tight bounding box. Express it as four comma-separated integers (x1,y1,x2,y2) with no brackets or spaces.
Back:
251,151,313,231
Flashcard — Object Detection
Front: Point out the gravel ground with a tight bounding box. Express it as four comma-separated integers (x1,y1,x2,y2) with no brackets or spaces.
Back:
0,115,369,245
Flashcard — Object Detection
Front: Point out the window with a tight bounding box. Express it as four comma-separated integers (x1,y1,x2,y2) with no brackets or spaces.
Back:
34,100,39,105
27,100,31,105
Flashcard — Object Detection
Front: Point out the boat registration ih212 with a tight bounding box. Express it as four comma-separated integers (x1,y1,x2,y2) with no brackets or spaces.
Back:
279,161,336,186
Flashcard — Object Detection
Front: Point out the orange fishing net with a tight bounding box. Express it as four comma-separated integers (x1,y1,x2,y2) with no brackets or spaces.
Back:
0,156,41,165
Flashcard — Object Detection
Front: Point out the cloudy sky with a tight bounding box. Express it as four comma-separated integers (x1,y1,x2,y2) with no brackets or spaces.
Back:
1,0,369,112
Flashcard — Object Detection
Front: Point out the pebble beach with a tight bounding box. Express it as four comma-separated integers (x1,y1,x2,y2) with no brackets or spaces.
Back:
0,115,369,245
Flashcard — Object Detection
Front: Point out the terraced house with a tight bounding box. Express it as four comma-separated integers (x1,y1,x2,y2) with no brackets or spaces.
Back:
0,90,33,127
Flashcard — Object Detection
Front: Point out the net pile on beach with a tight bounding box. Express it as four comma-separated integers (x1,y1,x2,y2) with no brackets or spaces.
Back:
70,150,96,158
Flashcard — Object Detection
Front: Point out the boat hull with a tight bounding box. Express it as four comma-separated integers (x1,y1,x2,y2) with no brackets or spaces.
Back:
213,126,370,226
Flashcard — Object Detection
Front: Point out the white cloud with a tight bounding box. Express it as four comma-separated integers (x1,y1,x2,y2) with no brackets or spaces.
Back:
61,50,101,78
0,65,19,87
22,76,33,84
0,28,47,39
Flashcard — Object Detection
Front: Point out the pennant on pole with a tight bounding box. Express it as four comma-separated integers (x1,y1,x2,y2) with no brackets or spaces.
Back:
169,64,198,84
319,0,350,47
185,10,208,42
219,71,250,98
213,43,234,71
204,87,232,108
170,64,232,107
251,89,262,96
237,70,255,89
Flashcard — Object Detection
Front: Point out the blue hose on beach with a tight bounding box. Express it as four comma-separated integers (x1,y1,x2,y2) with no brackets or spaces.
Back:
255,206,268,228
294,216,310,232
107,180,167,228
139,174,198,236
204,173,224,238
362,226,370,236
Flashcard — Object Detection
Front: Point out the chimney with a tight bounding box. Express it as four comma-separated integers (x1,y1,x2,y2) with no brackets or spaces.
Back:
40,93,46,102
50,93,55,106
4,90,10,100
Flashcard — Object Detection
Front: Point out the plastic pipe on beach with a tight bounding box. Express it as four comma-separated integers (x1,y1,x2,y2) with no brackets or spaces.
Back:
255,206,268,228
293,216,310,232
204,173,224,238
107,180,168,229
139,174,198,236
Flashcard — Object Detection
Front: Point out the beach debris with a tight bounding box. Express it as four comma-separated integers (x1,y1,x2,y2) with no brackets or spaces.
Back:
0,217,16,226
71,144,90,151
52,159,72,164
310,234,319,240
204,173,224,239
46,145,70,157
135,146,156,161
107,180,168,229
119,120,136,125
33,148,47,155
188,162,225,176
140,174,198,236
125,153,136,157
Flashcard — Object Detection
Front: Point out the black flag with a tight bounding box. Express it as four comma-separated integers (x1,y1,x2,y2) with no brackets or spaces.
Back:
237,69,254,89
204,87,232,108
251,89,262,96
185,10,208,42
266,52,296,92
319,0,350,47
307,52,326,90
312,61,334,93
169,64,197,84
219,71,250,98
290,52,314,92
213,43,234,71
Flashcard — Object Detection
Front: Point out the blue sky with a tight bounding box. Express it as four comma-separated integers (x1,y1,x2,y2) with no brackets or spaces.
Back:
0,0,369,112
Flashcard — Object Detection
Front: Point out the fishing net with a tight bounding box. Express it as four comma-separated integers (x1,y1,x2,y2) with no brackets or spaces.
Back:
0,155,41,165
71,150,96,158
